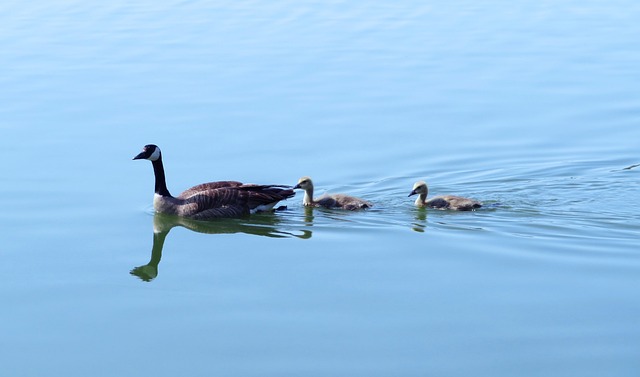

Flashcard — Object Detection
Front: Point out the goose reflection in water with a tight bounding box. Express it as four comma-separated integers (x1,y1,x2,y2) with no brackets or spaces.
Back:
131,212,311,282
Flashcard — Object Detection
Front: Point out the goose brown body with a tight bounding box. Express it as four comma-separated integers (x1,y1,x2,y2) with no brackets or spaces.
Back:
409,181,481,211
293,176,372,210
134,145,294,219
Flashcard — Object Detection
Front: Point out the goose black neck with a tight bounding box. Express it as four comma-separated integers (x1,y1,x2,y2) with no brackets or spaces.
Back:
151,158,172,197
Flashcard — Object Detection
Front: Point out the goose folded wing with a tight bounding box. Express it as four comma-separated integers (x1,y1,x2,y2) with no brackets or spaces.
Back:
183,188,251,218
238,184,295,208
178,181,244,199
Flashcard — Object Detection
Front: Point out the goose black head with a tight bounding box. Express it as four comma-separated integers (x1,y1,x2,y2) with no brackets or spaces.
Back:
133,144,162,161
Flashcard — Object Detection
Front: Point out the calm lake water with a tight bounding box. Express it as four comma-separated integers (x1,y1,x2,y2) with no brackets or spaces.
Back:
1,0,639,376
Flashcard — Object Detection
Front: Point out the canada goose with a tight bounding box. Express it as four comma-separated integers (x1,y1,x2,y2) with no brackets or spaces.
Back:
133,144,295,219
293,176,372,210
408,180,481,211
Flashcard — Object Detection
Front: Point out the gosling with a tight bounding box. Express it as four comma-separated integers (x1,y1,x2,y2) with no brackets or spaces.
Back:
409,180,481,211
293,176,372,210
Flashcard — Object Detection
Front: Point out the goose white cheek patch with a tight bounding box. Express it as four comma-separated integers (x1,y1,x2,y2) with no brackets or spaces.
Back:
149,148,161,161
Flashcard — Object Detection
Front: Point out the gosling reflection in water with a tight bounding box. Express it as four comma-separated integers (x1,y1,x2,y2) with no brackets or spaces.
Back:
131,212,311,282
411,207,428,233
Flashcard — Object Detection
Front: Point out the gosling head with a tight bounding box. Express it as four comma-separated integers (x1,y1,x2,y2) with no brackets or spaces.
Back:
133,144,162,162
293,176,314,191
408,181,428,197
